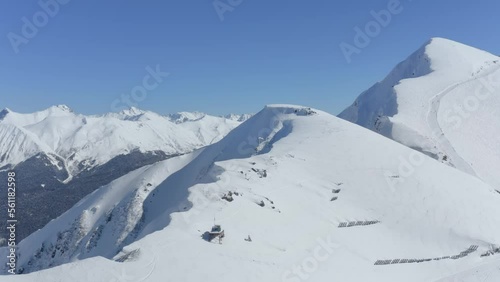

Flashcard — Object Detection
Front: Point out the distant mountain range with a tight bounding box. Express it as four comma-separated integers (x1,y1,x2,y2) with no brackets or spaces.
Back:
1,38,499,282
0,106,249,244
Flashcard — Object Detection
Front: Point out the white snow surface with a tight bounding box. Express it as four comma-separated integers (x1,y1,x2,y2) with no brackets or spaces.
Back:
2,105,499,282
435,256,500,282
339,37,500,188
0,106,243,174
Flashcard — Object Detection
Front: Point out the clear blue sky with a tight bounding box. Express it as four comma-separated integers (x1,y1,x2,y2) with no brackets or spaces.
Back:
0,0,499,116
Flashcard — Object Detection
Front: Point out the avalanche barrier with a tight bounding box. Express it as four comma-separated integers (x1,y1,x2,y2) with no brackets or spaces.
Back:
374,245,479,266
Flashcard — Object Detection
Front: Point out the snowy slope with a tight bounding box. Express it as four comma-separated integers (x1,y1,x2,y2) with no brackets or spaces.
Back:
0,123,55,168
0,106,243,175
0,106,247,245
436,258,500,282
339,37,500,188
3,105,499,282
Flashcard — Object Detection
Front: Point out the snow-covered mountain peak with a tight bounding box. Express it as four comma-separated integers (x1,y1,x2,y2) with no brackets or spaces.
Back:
340,37,500,188
223,113,253,122
114,107,160,122
422,37,498,74
119,106,146,117
0,106,76,128
0,106,246,175
52,104,73,112
265,104,319,114
42,105,74,117
4,103,500,281
371,38,498,92
167,111,207,124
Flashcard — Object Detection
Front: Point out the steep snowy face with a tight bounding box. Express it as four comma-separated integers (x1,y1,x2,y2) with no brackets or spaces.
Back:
0,106,246,245
4,105,500,282
0,106,243,175
339,37,500,187
0,124,53,168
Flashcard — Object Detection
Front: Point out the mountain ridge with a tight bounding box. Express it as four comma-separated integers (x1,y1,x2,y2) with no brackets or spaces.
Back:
2,104,499,282
339,37,500,187
0,105,247,245
0,105,249,174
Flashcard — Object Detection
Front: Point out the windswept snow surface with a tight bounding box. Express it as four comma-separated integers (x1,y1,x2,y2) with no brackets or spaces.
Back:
0,106,242,174
436,258,500,282
339,37,500,188
3,105,499,282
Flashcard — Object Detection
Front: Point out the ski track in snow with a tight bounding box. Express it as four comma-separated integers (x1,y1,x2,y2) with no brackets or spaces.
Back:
341,38,500,189
426,63,500,177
